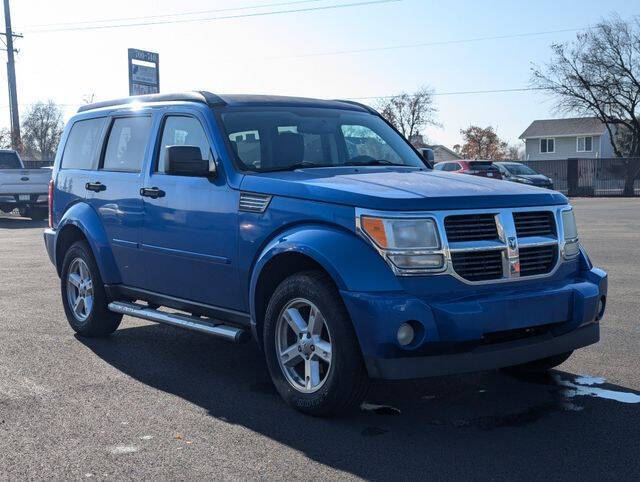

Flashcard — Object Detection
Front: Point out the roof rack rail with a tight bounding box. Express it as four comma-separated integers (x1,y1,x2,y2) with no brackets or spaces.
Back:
77,91,226,113
332,99,378,115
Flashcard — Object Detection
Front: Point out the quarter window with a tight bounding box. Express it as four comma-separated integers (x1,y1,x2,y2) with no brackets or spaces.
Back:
577,136,593,152
102,117,151,172
61,118,106,170
540,138,555,154
158,116,213,173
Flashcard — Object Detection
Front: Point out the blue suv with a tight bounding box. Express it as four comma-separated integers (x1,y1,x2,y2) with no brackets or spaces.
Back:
44,92,607,415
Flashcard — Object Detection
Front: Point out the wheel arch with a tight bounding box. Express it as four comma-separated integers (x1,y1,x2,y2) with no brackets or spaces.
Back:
249,224,402,347
55,202,121,284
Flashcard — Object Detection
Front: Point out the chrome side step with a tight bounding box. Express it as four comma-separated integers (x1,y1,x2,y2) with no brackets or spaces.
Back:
108,301,250,343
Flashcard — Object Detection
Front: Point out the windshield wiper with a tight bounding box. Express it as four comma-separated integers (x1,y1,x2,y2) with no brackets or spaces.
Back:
258,162,335,173
343,159,396,167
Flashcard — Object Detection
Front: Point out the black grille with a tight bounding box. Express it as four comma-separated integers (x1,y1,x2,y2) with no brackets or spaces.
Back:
451,250,503,281
444,214,498,242
513,211,556,237
519,245,557,276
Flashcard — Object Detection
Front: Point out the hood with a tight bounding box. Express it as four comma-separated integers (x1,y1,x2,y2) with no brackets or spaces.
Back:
240,167,567,211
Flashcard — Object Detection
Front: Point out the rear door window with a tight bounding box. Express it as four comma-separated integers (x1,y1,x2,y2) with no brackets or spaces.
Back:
61,118,107,170
102,116,151,172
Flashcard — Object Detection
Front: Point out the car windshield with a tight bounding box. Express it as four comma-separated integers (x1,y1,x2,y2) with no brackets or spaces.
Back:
219,107,426,172
504,163,537,175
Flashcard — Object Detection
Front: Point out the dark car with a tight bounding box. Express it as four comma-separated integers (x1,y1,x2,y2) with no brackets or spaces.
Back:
495,162,553,189
433,160,503,179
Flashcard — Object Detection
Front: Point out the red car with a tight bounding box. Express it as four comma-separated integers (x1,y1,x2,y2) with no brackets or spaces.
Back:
434,160,503,179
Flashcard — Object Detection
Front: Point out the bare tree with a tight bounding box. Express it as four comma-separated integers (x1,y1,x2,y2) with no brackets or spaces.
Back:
531,14,640,194
506,144,524,160
459,125,507,160
21,100,65,162
377,87,438,140
0,128,12,150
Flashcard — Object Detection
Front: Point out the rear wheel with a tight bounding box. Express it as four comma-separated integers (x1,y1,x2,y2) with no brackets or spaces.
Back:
501,351,573,375
60,240,122,337
263,271,369,416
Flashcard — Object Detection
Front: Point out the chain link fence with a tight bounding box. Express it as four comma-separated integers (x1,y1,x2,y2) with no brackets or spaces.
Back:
521,158,640,196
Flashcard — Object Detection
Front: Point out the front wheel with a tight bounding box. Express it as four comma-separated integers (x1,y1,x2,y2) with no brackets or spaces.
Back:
263,271,369,416
60,240,122,337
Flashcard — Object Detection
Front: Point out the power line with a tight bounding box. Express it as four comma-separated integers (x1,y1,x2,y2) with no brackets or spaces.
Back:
223,26,591,63
348,87,548,100
22,0,401,33
20,0,324,29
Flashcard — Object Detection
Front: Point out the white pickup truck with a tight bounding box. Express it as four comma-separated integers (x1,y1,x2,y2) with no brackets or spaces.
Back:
0,149,51,220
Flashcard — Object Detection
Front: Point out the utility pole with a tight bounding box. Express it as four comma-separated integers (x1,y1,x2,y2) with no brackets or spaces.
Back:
2,0,21,149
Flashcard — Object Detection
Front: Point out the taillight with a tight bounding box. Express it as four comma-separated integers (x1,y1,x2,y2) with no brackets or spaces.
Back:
48,179,54,228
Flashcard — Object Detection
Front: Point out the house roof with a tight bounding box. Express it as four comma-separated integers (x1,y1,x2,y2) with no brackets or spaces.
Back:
427,144,462,159
519,117,606,139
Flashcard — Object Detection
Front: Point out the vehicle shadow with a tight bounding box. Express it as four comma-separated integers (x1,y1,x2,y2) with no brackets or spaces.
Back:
78,323,640,480
0,214,47,229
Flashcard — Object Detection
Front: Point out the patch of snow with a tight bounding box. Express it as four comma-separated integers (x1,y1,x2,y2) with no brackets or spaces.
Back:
139,435,153,440
574,375,606,386
110,445,138,455
554,375,640,404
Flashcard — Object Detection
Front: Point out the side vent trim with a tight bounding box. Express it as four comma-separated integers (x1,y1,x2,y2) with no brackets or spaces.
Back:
239,192,272,213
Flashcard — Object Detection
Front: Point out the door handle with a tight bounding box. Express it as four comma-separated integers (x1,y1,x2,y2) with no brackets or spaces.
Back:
85,181,106,192
140,187,165,199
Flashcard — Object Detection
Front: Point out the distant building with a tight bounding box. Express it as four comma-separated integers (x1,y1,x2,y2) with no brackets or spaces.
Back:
427,145,462,162
519,117,616,160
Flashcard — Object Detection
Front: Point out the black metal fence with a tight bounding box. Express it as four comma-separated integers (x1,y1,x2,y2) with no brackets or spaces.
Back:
521,158,640,197
22,159,54,169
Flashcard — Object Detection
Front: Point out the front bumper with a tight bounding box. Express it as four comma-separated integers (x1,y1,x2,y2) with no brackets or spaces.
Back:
341,264,607,380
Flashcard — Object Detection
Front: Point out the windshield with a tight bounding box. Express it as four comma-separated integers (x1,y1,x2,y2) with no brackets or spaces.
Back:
0,151,21,169
504,163,537,175
468,161,496,171
219,107,425,172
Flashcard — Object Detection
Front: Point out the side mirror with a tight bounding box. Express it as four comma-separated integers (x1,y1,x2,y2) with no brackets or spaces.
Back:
165,145,214,177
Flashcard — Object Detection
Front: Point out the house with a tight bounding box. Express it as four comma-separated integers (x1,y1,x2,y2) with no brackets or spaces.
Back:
519,117,616,160
426,144,462,162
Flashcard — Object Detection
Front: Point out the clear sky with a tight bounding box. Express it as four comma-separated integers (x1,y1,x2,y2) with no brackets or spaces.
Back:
2,0,638,148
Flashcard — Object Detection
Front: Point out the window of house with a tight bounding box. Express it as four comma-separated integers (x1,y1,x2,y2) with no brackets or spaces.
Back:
577,136,593,152
157,116,213,173
540,138,555,154
102,116,151,172
61,118,107,170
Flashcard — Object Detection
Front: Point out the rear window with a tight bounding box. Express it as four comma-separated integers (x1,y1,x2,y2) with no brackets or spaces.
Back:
102,116,151,172
468,161,496,171
61,118,107,170
0,151,21,169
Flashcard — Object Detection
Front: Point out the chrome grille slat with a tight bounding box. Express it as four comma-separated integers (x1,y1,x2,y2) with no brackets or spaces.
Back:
514,211,556,237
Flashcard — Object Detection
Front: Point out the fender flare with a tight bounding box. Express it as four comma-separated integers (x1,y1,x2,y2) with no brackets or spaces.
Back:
55,202,121,284
248,223,402,323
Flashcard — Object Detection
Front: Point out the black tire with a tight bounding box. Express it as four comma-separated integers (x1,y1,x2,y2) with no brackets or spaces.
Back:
501,351,573,375
28,207,48,221
60,240,122,337
263,271,369,416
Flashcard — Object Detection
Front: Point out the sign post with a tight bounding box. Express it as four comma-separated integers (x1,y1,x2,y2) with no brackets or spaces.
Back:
128,48,160,96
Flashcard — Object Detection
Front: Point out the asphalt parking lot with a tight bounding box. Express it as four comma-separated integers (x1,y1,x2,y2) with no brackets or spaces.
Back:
1,198,639,480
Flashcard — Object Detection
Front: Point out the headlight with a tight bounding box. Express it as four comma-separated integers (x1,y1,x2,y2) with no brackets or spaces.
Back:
516,177,534,184
561,208,579,259
360,216,444,273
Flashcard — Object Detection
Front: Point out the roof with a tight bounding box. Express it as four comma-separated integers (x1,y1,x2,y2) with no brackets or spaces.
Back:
519,117,606,139
428,144,462,159
78,91,371,113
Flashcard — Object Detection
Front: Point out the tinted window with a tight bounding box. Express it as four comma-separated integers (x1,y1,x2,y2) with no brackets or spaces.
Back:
433,163,445,171
157,116,213,173
0,151,21,169
220,107,424,171
103,117,151,172
468,162,495,171
504,163,537,175
61,118,106,170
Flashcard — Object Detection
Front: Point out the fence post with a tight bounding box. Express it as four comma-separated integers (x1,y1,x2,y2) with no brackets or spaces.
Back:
567,158,579,197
